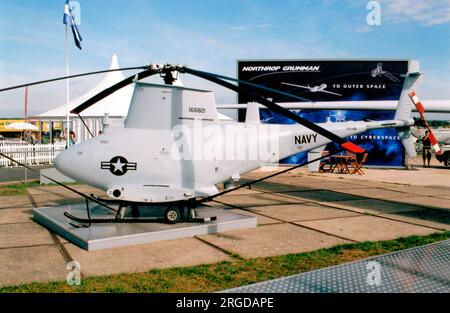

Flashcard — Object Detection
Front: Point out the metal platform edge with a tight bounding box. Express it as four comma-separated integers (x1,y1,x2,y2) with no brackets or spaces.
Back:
221,239,450,293
33,207,90,250
33,207,257,251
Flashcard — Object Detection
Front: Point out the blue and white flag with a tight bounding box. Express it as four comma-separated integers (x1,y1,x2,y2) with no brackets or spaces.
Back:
63,0,82,50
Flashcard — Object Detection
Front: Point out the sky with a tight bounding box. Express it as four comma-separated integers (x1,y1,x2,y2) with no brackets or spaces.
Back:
0,0,449,117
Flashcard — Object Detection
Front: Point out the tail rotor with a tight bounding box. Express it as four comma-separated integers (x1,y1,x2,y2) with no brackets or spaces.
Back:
409,91,442,156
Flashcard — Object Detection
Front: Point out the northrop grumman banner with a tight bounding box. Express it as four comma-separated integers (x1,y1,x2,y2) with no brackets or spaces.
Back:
237,60,409,167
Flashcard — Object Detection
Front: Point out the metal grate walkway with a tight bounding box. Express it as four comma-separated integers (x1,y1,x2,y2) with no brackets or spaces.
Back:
224,240,450,293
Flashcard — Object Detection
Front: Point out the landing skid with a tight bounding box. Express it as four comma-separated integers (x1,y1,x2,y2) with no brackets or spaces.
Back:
64,212,163,224
64,212,217,225
64,197,217,226
89,193,198,207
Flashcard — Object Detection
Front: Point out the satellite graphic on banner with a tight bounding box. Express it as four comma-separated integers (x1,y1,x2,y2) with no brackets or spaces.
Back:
237,60,409,167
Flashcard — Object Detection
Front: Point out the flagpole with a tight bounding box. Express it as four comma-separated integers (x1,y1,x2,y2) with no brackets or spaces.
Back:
65,23,70,148
24,86,28,122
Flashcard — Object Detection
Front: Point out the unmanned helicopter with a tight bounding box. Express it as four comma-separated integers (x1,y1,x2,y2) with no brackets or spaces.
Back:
0,64,439,225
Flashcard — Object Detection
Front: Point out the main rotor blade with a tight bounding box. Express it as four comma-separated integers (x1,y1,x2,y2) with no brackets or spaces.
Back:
0,66,148,93
204,72,315,103
181,67,364,154
71,67,159,114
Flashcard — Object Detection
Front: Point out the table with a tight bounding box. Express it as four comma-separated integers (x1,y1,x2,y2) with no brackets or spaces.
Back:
329,155,353,174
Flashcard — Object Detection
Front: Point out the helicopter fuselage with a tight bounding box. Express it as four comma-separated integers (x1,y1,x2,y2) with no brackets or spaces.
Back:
54,118,408,203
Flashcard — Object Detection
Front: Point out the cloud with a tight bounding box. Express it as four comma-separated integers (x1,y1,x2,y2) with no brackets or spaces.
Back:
355,25,373,33
227,23,274,32
416,70,450,100
380,0,450,26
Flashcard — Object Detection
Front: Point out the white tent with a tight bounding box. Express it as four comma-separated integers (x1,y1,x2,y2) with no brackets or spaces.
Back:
34,54,133,142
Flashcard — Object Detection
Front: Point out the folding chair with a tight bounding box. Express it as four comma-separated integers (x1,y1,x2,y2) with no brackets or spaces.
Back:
319,150,331,173
345,151,357,162
349,153,368,175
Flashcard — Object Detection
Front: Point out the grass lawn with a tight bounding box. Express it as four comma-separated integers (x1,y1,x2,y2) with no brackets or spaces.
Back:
0,181,82,196
0,181,41,196
1,231,448,293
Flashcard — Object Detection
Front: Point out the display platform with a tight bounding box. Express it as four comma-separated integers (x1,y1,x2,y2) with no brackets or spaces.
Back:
224,240,450,293
33,203,256,251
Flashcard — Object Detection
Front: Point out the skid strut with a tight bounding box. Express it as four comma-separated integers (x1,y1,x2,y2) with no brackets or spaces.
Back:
64,200,217,225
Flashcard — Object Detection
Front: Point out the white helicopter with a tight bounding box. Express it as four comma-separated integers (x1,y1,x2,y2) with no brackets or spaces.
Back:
281,82,343,97
0,64,437,224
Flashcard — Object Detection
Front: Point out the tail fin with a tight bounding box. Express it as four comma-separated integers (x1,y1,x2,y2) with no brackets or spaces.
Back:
394,72,420,120
395,72,421,157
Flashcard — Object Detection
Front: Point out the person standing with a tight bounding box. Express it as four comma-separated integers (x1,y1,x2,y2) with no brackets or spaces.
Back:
65,131,76,149
69,131,76,147
420,130,432,167
61,128,68,142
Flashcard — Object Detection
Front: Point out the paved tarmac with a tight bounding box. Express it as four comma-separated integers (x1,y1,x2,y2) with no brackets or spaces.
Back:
0,166,449,287
0,165,52,183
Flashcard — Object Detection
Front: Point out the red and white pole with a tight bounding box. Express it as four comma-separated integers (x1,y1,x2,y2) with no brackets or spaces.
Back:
409,91,442,156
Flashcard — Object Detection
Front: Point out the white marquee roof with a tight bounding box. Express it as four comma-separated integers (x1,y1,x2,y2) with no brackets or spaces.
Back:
35,54,133,119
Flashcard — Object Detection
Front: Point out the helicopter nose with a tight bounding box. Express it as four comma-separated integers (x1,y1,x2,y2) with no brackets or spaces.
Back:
54,147,89,182
54,149,75,179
